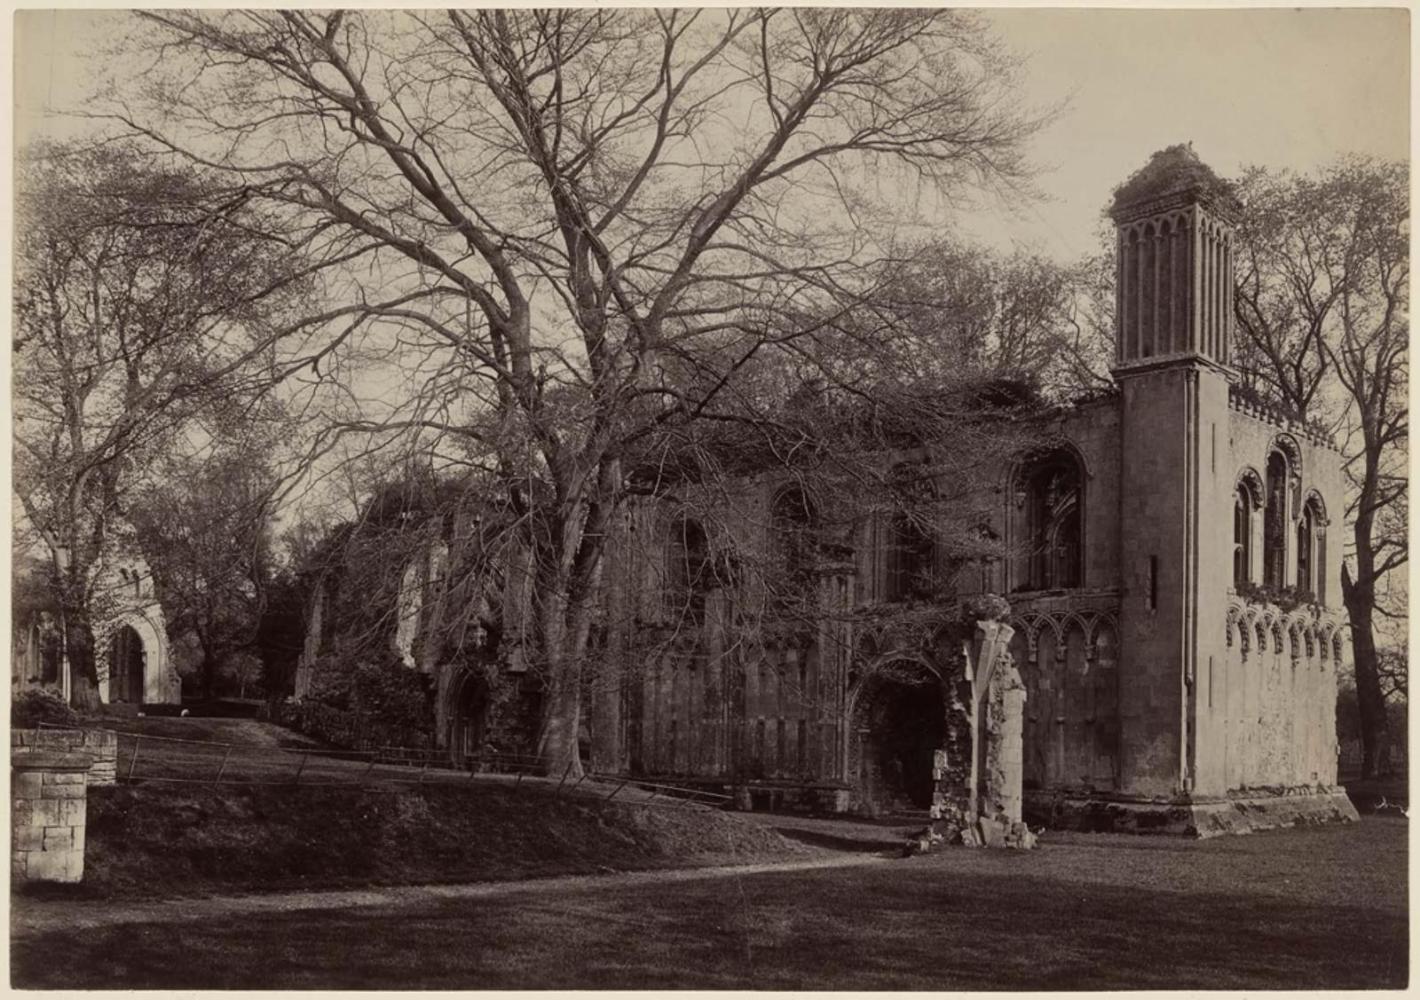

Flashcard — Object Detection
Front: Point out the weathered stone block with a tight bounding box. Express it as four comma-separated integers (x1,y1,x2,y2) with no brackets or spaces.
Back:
26,847,82,883
13,825,44,851
44,770,85,786
29,798,63,826
13,771,44,799
58,799,86,826
42,826,74,851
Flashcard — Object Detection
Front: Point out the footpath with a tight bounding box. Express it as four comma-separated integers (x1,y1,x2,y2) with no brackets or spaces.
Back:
11,853,889,938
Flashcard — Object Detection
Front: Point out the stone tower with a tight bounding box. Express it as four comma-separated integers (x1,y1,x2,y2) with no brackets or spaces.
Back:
1109,145,1240,802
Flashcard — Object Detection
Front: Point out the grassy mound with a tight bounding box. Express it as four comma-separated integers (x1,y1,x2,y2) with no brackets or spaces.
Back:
63,782,806,899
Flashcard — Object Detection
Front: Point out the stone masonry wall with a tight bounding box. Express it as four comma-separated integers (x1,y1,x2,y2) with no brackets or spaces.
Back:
12,751,92,883
12,729,117,785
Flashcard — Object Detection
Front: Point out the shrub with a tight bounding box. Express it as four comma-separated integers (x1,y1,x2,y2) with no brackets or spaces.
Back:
12,687,79,729
348,658,431,735
291,650,434,749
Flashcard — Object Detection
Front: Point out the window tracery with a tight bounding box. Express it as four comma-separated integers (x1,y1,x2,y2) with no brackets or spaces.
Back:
1017,450,1083,590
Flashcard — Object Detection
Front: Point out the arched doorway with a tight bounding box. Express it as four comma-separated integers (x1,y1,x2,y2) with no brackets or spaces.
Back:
110,625,145,704
448,669,490,764
849,661,946,814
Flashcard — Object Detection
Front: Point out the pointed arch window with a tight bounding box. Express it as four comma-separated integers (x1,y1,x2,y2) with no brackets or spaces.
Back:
886,464,936,602
1297,495,1327,603
667,517,711,622
771,485,819,605
1263,451,1288,588
1233,479,1259,586
1019,450,1083,591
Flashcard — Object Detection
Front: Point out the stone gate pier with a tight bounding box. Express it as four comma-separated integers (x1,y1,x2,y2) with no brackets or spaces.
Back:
12,750,93,883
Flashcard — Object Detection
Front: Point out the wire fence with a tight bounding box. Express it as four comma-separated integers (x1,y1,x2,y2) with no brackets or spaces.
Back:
36,723,730,809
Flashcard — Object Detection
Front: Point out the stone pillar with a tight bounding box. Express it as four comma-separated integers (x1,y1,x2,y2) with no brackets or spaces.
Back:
984,657,1027,825
12,750,93,884
920,616,1036,850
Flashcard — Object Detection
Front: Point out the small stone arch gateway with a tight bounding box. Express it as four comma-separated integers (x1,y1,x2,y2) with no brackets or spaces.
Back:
848,659,947,814
108,625,146,704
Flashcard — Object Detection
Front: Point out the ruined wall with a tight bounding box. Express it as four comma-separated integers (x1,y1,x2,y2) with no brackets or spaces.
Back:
611,485,853,785
1218,599,1346,791
1225,399,1346,605
1187,400,1348,796
1008,592,1121,794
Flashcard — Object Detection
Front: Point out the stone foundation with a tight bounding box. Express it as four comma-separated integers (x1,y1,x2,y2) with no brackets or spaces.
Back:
1025,786,1359,837
732,783,852,814
12,750,93,883
12,728,118,785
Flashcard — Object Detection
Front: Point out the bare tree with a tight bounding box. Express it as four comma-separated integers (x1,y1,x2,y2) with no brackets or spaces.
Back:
132,438,284,700
863,239,1115,397
1231,158,1407,778
13,143,312,708
110,9,1048,772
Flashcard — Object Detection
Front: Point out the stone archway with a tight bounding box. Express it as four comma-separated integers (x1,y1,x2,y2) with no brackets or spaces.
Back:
109,625,145,704
848,660,946,815
447,669,491,764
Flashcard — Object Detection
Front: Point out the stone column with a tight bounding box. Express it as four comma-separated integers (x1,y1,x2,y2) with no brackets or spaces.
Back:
984,656,1027,825
12,750,93,884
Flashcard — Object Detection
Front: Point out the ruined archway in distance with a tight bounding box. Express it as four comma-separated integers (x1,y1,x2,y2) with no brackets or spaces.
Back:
109,624,145,704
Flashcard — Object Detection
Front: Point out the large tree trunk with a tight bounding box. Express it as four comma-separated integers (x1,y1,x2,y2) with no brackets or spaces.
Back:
64,611,102,713
531,460,618,778
538,664,584,778
535,591,585,778
1342,562,1389,779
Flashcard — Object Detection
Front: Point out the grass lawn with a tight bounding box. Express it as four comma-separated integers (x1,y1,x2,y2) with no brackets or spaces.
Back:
12,816,1406,990
74,713,324,749
23,781,803,901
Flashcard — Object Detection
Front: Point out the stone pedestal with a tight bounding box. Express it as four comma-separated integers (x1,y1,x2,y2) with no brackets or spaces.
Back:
12,750,93,884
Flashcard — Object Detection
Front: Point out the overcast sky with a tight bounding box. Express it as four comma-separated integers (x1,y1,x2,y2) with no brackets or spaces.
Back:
13,6,1411,264
969,7,1410,258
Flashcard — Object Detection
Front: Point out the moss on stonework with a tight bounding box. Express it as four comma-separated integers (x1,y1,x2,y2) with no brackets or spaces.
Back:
1110,143,1240,218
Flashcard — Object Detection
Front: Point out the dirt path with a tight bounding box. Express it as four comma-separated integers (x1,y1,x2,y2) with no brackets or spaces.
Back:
11,854,887,938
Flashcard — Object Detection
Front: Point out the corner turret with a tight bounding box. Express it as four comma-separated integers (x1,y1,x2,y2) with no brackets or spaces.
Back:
1111,144,1239,371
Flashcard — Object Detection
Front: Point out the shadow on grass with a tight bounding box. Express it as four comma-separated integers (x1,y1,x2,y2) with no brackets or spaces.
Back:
767,826,903,854
13,855,1406,990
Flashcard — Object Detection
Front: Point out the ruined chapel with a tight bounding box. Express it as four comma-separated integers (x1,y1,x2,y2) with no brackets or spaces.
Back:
301,147,1359,835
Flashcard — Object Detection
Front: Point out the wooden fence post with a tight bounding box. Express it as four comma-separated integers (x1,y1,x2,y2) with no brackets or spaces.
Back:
127,736,143,780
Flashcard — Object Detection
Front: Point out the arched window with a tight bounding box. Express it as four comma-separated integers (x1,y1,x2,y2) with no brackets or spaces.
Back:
667,517,711,621
1297,495,1327,603
1263,451,1288,588
1233,480,1258,586
1019,449,1083,590
885,464,935,602
771,486,819,604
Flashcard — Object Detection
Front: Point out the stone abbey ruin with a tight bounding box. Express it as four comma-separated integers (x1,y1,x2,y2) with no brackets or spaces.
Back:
283,147,1358,837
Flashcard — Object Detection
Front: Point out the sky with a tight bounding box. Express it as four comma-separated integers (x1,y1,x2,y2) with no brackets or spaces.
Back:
12,7,1411,263
968,7,1411,259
